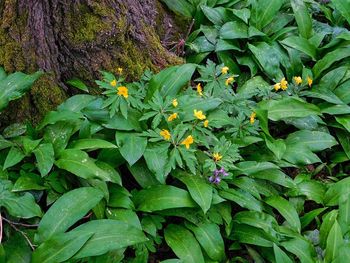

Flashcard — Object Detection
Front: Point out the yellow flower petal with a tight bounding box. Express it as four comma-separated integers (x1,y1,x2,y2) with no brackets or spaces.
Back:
225,77,234,86
167,113,178,122
203,120,209,128
280,78,288,90
250,112,256,124
172,99,178,107
307,76,313,87
117,86,128,98
293,76,302,85
110,79,117,87
160,129,171,140
181,135,194,149
274,83,281,91
221,66,229,75
197,83,203,96
213,152,223,162
194,109,206,120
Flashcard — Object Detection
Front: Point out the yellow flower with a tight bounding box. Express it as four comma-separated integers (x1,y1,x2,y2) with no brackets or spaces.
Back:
160,129,171,140
280,78,288,90
274,83,281,91
225,77,234,86
172,99,178,107
194,109,206,120
117,86,128,98
181,135,194,149
293,76,302,85
213,152,223,162
250,112,256,124
117,67,123,75
307,76,313,87
197,83,203,96
221,66,229,75
203,120,209,128
167,113,178,122
110,79,117,87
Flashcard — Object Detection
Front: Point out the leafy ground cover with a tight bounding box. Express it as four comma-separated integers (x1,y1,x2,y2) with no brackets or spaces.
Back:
1,0,350,262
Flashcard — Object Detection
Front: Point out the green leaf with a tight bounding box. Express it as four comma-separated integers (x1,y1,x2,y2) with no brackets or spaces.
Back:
258,97,321,121
281,237,315,263
0,179,42,218
0,135,13,150
55,149,120,183
160,0,195,17
133,185,197,212
3,233,31,263
36,187,103,243
325,220,344,263
291,0,313,39
186,223,225,261
280,36,317,60
250,0,284,29
176,172,213,213
201,6,226,25
313,47,350,79
146,64,196,101
219,21,248,39
320,210,339,248
265,196,301,232
71,220,147,259
331,0,350,25
32,232,93,263
179,96,222,122
22,137,42,155
339,193,350,234
300,208,327,229
128,160,160,188
220,189,263,212
336,116,350,133
38,110,83,129
69,139,117,150
165,224,205,263
232,224,273,247
3,147,25,170
12,172,46,191
0,71,42,111
115,133,147,166
324,177,350,206
66,78,89,92
33,143,55,177
57,95,95,112
144,144,169,184
273,244,293,263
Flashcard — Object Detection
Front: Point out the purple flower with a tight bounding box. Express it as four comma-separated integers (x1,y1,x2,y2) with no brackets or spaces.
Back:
214,177,221,184
209,167,229,184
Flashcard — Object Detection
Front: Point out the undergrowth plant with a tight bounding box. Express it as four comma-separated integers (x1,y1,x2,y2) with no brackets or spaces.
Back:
1,0,350,262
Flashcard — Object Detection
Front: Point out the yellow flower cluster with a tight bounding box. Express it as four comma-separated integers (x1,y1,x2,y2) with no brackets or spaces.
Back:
225,77,234,86
197,83,203,96
274,76,313,91
181,135,194,149
168,113,178,122
221,66,229,75
213,152,223,162
160,129,171,140
250,112,256,124
117,86,128,98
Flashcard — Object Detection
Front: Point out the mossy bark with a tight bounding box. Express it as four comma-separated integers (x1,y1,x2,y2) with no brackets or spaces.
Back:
0,0,184,128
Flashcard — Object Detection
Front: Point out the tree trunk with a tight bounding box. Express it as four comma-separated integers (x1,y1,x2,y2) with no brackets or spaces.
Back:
0,0,184,127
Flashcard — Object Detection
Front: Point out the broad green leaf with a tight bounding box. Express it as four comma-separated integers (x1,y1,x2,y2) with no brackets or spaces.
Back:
160,0,195,17
3,233,31,263
291,0,313,39
313,47,350,79
320,210,339,248
332,0,350,25
325,220,344,263
220,189,263,212
106,208,142,230
179,96,222,122
339,193,350,234
146,64,196,100
69,139,117,150
219,21,248,39
133,185,197,212
22,137,42,155
186,223,225,261
296,180,326,204
273,244,293,263
71,220,147,259
324,177,350,206
32,232,92,263
57,95,95,112
248,42,283,80
0,135,13,150
44,122,76,154
280,36,317,60
55,149,120,183
285,130,337,152
250,0,284,29
232,224,273,247
144,144,169,184
336,115,350,133
33,143,54,177
300,208,327,229
176,172,213,213
36,187,103,243
165,224,205,263
231,8,250,23
258,97,321,121
3,147,25,170
250,169,295,188
265,196,301,232
281,237,315,263
116,133,147,166
0,179,42,218
12,172,46,191
128,160,160,188
38,110,84,129
66,78,89,92
201,6,227,25
0,71,42,110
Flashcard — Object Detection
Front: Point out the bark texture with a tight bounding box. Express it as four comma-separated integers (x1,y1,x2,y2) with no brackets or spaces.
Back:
0,0,184,127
